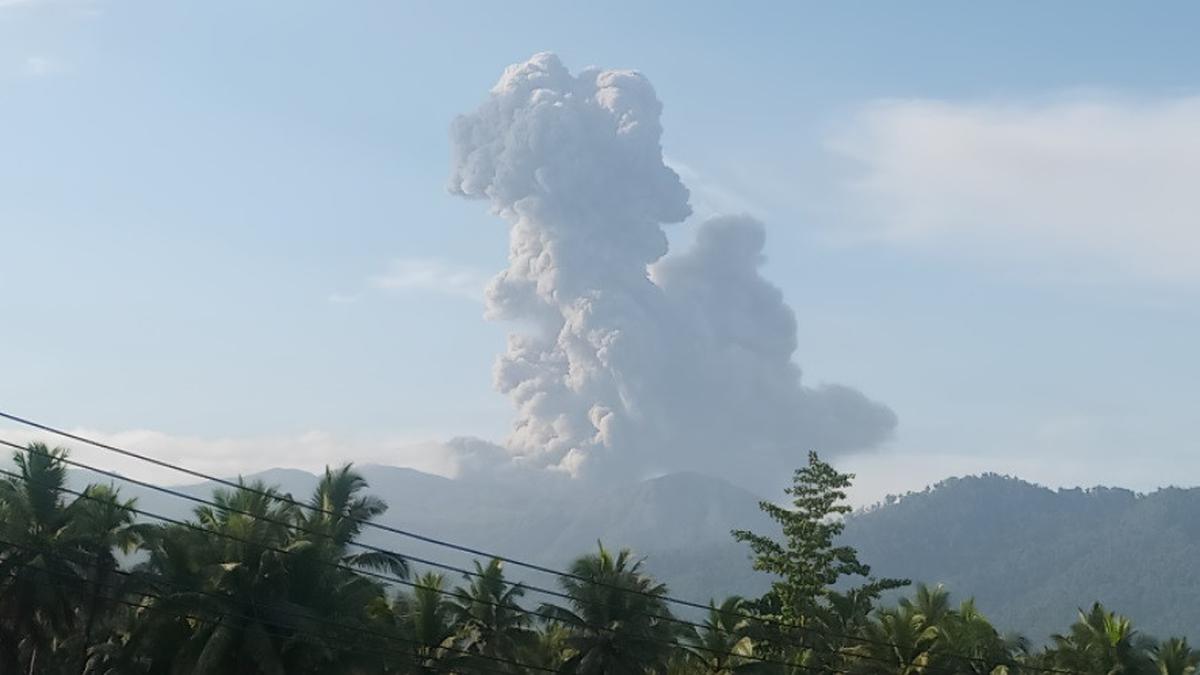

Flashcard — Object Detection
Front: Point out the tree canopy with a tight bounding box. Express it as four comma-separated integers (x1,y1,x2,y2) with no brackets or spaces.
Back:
0,443,1188,674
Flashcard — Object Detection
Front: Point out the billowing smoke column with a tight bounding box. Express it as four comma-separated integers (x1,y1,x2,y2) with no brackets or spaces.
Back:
448,53,895,486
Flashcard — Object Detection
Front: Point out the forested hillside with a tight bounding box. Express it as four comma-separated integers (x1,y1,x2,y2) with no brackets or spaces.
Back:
7,442,1199,673
843,474,1200,641
112,465,1200,642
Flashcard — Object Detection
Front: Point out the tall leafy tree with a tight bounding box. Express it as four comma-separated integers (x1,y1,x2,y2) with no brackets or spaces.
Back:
8,445,1200,675
732,451,907,664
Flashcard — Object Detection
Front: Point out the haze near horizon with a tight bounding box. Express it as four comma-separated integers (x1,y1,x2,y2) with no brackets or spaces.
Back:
3,2,1198,504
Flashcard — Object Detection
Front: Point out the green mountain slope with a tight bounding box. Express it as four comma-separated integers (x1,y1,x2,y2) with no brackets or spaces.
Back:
92,465,1200,639
842,474,1200,640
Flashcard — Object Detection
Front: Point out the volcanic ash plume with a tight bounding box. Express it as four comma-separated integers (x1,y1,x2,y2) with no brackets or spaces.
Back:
448,52,896,486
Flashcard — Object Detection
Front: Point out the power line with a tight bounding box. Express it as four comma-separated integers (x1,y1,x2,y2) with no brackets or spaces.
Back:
0,442,1060,675
2,436,976,675
0,541,551,675
0,456,847,675
0,409,738,599
0,413,1078,675
0,437,584,607
0,419,1066,675
0,561,432,673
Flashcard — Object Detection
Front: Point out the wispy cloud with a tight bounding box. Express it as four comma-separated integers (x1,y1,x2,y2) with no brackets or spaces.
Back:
326,292,361,305
0,0,99,12
0,426,466,484
22,56,62,77
664,156,762,220
830,93,1200,287
370,258,488,302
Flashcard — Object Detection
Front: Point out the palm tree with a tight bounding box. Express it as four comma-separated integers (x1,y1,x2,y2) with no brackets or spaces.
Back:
297,464,408,577
132,480,302,673
684,596,769,674
846,603,938,675
1151,638,1200,675
449,558,536,671
754,587,872,673
286,465,405,672
65,483,146,673
899,584,951,629
523,622,573,672
821,587,882,650
0,443,85,673
385,572,458,673
1047,603,1153,675
936,599,1023,675
540,542,680,675
847,586,1022,675
124,468,401,674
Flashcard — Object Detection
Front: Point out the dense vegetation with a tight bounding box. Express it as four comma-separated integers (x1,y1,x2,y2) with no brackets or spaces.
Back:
0,443,1193,674
841,474,1200,642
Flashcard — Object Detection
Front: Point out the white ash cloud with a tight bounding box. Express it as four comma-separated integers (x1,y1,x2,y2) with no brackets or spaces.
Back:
447,53,895,486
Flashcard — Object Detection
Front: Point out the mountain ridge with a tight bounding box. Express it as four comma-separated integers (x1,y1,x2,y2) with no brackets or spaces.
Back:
73,464,1200,640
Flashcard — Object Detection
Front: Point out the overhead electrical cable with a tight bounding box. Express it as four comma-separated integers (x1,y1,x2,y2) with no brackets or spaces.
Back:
0,412,1080,675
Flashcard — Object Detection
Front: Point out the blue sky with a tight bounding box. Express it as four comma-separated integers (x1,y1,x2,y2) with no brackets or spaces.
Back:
2,1,1198,502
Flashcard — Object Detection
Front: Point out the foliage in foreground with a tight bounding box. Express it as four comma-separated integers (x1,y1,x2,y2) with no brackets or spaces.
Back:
0,443,1192,674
